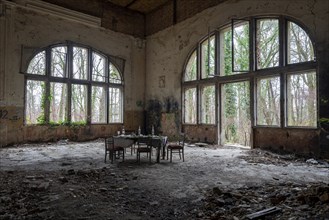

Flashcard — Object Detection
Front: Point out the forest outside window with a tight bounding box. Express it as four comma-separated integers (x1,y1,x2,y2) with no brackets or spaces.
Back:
25,43,124,125
184,87,197,124
201,85,215,124
287,71,317,127
256,76,280,126
182,16,316,128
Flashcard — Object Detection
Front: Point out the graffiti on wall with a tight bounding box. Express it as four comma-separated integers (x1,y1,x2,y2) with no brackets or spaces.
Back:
0,106,23,123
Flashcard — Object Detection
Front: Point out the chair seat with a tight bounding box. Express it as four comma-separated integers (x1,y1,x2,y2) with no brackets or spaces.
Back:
167,134,186,162
168,145,183,150
137,148,151,152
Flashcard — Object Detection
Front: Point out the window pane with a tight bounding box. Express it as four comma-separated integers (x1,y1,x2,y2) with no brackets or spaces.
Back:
25,80,45,124
222,81,250,146
219,28,234,76
92,52,106,82
184,51,197,81
73,47,88,80
71,84,87,123
109,88,122,123
184,87,197,124
257,77,280,126
201,85,215,124
109,63,122,84
287,71,316,127
201,35,215,78
256,19,279,69
92,86,106,123
27,51,46,75
233,21,249,72
50,83,67,123
51,46,67,77
287,22,314,64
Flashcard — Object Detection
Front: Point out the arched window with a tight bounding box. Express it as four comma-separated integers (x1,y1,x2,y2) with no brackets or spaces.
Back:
182,16,316,133
25,43,124,125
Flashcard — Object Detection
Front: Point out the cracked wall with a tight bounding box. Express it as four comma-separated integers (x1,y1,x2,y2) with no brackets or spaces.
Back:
0,1,145,146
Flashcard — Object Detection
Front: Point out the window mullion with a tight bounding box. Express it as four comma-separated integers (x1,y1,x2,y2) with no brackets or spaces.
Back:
106,58,110,124
279,16,285,67
87,48,92,125
44,48,51,123
67,44,73,123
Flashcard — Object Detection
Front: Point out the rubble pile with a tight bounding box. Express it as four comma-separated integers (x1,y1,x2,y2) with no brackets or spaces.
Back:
200,182,329,219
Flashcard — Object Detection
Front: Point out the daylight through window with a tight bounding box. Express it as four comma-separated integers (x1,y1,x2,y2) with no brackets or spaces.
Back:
182,16,316,135
25,43,124,125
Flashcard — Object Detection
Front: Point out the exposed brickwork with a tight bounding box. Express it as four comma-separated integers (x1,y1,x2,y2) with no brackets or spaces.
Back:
176,0,228,23
253,128,326,158
43,0,104,17
145,1,173,36
101,2,145,38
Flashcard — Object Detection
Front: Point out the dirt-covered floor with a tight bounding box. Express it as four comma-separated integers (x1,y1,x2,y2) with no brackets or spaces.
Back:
0,139,328,220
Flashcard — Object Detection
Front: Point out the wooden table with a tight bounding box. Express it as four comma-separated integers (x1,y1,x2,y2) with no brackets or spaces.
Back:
113,135,167,163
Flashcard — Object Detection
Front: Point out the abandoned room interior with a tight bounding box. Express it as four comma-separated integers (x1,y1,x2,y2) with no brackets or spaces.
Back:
0,0,328,219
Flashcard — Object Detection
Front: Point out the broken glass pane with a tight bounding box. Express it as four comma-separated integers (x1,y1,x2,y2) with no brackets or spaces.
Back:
287,22,315,64
232,21,249,72
71,84,87,123
92,86,107,123
92,52,106,82
25,80,45,124
109,87,122,123
257,76,280,126
51,46,67,77
27,51,46,75
184,51,197,81
50,82,67,123
287,71,316,127
109,63,122,84
73,47,88,80
256,19,279,69
201,35,215,78
201,85,215,124
184,87,197,124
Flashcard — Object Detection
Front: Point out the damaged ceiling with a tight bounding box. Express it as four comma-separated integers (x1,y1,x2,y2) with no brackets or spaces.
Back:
41,0,171,16
106,0,170,14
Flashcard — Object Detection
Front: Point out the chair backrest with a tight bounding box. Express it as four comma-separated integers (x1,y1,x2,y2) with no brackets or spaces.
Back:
178,133,186,147
137,136,151,147
105,137,115,150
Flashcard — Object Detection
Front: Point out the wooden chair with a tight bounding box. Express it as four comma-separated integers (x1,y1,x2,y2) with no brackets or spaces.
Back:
167,133,185,162
136,137,152,163
105,137,125,164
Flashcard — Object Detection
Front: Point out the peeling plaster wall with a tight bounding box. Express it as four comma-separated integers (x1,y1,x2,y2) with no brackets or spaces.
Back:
0,2,145,146
145,0,329,156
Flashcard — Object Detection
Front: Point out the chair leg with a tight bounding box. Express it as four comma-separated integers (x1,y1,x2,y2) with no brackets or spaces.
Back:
122,150,125,162
170,149,172,163
104,151,107,163
179,150,182,159
167,148,169,160
110,151,114,164
182,149,184,162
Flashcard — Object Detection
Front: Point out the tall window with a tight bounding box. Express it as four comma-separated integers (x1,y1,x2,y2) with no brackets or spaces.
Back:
182,16,316,129
201,85,215,124
257,76,280,126
287,71,317,127
184,87,197,124
25,43,124,125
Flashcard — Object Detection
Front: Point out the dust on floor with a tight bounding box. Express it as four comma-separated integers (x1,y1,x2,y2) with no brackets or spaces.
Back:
0,139,328,219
